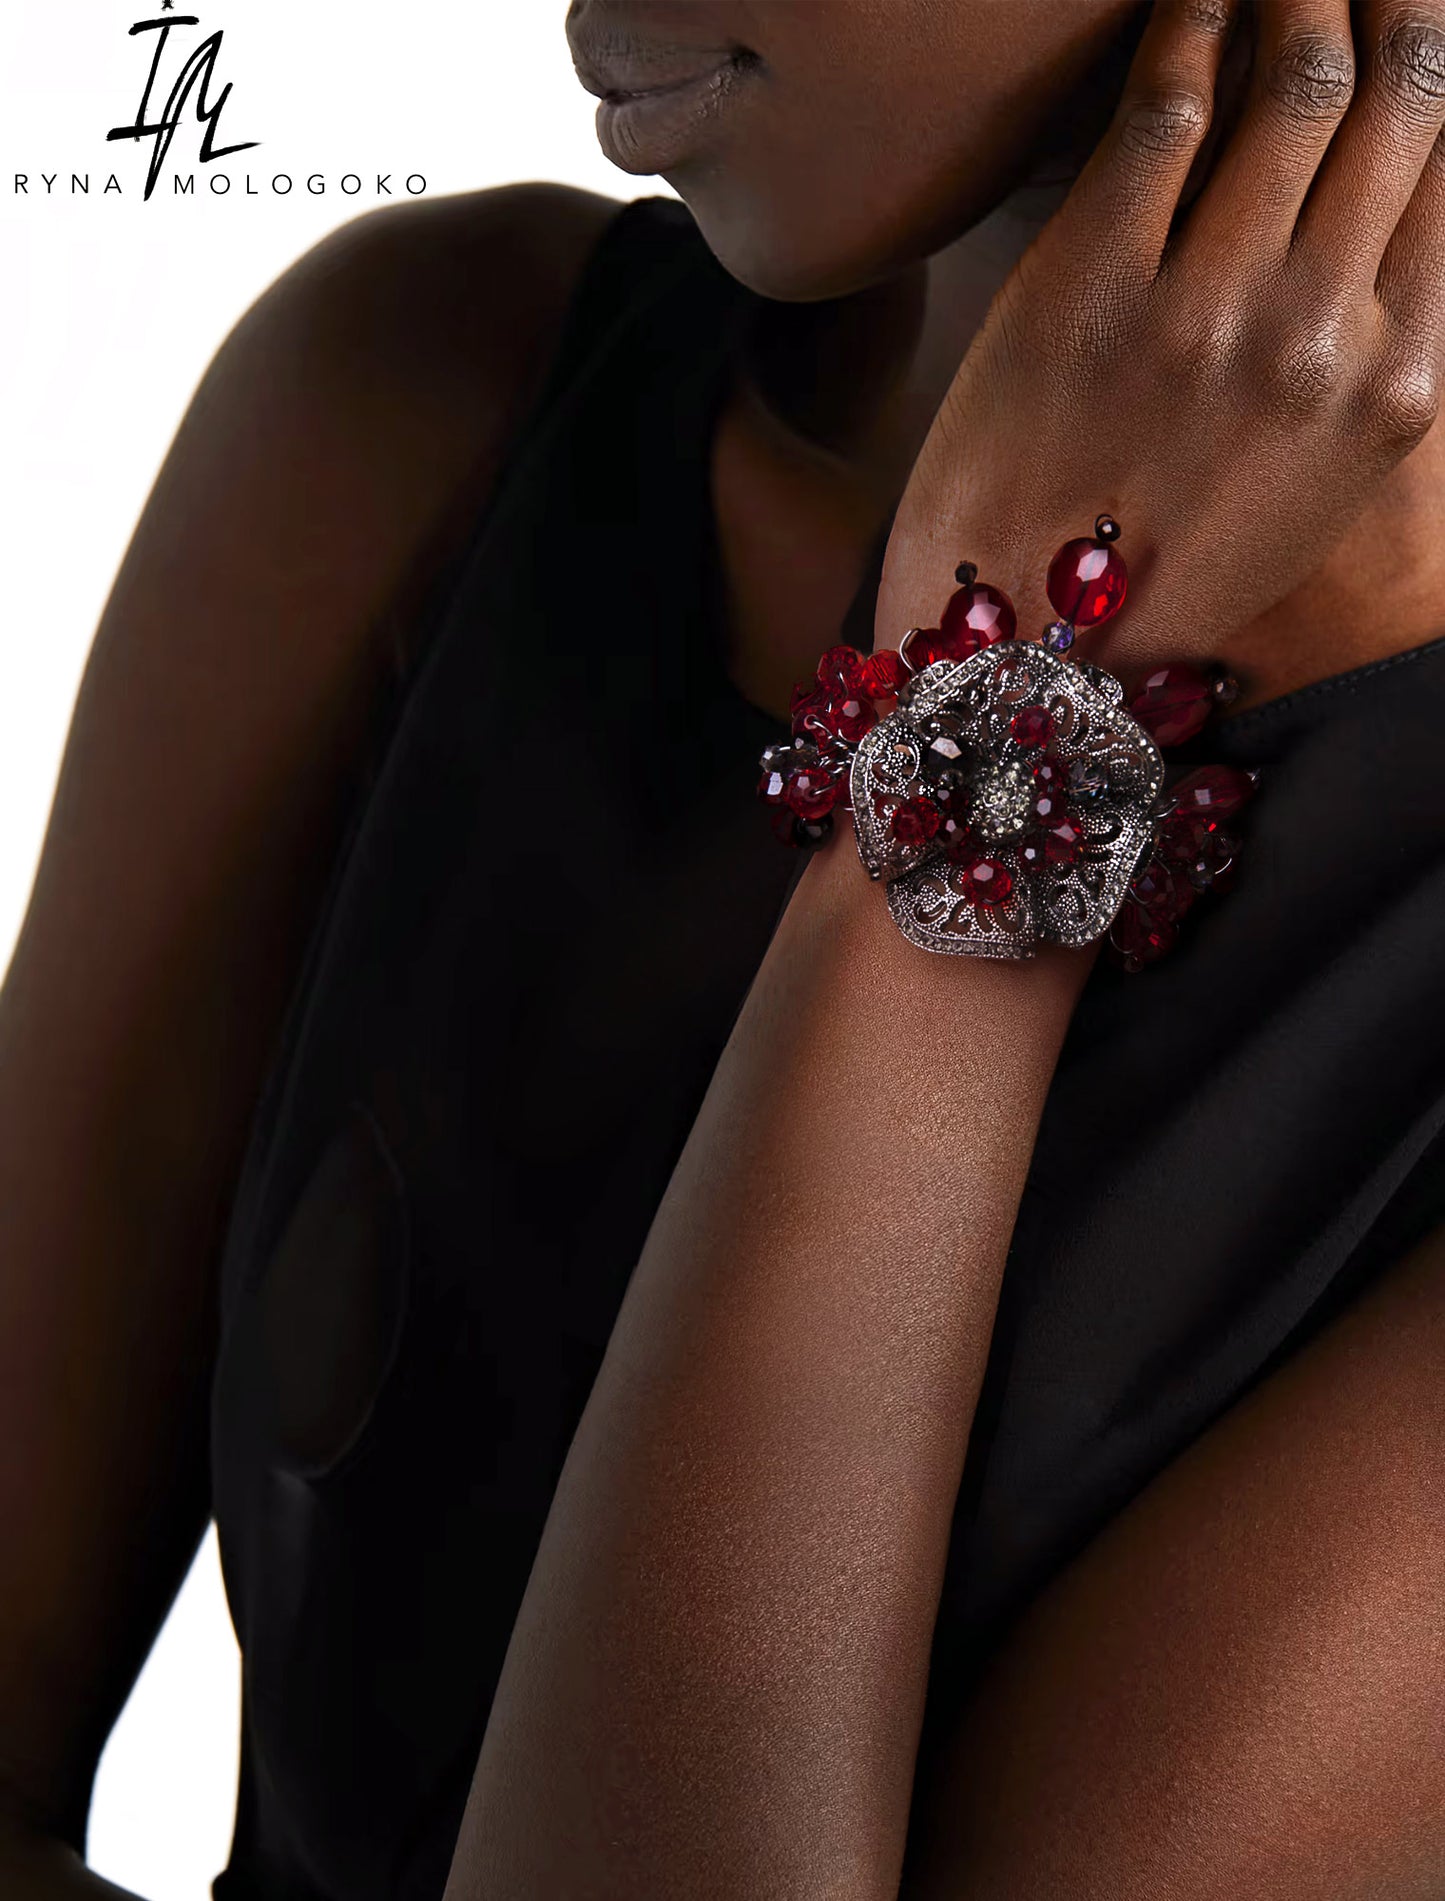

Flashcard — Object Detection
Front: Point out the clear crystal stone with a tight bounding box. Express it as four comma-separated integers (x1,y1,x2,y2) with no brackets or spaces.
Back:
970,759,1035,843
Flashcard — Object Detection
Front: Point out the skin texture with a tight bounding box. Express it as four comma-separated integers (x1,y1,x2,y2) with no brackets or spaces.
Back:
4,2,1445,1898
440,2,1445,1895
0,185,617,1898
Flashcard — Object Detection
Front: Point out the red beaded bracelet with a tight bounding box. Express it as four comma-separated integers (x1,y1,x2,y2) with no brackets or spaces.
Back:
757,516,1259,970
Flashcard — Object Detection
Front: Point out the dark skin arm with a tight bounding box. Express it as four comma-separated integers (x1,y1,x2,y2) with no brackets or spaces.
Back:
905,1218,1445,1900
0,181,616,1896
445,3,1445,1893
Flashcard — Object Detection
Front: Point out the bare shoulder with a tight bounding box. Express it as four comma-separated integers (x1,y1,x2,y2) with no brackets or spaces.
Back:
259,182,624,490
197,181,624,655
0,184,626,1855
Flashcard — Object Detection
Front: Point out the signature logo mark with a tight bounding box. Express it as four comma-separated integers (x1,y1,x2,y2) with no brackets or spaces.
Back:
107,9,257,200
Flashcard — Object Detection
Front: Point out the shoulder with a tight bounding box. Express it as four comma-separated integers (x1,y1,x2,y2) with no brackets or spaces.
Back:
265,182,626,430
225,182,626,544
160,183,630,683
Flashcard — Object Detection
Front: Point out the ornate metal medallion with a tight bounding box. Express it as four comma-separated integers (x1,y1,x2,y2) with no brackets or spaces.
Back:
848,643,1165,958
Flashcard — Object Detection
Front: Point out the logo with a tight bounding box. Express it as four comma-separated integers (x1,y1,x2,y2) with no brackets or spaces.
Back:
3,7,428,203
108,6,258,201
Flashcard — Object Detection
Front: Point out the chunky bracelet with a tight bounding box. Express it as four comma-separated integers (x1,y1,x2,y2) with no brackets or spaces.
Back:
757,516,1259,970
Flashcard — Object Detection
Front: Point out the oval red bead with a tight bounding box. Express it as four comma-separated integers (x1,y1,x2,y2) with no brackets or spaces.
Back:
784,764,842,820
1010,704,1054,749
1046,537,1128,628
1170,763,1255,823
934,580,1017,659
861,648,910,698
951,851,1014,906
1126,664,1214,748
891,795,943,847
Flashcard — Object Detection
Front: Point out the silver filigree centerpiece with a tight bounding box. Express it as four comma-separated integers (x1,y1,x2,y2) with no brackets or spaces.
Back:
848,642,1165,958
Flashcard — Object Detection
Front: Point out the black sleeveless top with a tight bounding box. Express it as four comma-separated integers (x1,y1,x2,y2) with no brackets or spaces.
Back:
209,196,1445,1899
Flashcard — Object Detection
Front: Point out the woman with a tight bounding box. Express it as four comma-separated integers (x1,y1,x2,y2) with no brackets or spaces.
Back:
3,0,1444,1894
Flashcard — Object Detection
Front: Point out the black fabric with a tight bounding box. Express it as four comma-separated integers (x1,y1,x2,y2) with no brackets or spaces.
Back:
209,195,1445,1899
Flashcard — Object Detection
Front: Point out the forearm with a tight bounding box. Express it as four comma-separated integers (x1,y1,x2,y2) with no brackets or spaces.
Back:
446,838,1092,1898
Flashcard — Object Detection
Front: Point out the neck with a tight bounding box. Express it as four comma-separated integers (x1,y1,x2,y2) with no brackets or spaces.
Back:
741,178,1445,710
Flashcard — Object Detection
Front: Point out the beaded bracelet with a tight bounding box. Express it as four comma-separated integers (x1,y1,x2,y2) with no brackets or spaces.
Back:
757,517,1259,971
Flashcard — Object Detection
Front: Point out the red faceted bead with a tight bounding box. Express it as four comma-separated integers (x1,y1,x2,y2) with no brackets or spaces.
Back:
1033,754,1067,793
1111,902,1177,967
891,795,942,848
1170,763,1256,824
1039,812,1088,865
935,781,974,850
950,851,1014,907
1047,536,1128,628
816,644,870,698
1031,785,1069,826
785,764,842,820
1127,664,1214,748
790,684,830,743
1010,704,1055,749
1129,856,1192,922
861,648,910,699
820,692,879,746
937,580,1017,656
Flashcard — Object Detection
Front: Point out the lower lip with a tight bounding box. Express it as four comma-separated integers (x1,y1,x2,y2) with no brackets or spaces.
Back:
595,56,752,173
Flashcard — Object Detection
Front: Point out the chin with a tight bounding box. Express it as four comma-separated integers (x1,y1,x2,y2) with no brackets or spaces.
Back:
663,145,1042,306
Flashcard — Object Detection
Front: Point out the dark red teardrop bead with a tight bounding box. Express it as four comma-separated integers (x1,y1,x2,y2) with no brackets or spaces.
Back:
816,644,870,698
1010,704,1055,749
1047,536,1128,628
784,764,842,820
891,795,943,848
949,851,1014,906
1170,763,1256,823
861,648,910,698
1032,754,1068,793
1126,664,1214,748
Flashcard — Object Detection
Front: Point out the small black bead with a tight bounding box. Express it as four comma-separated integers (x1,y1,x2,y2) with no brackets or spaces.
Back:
1093,514,1122,544
794,813,835,850
954,560,979,588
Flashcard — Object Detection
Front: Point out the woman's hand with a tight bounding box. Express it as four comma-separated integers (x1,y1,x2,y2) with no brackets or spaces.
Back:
880,0,1445,672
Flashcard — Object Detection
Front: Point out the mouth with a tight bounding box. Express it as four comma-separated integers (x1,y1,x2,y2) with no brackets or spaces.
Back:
570,27,760,174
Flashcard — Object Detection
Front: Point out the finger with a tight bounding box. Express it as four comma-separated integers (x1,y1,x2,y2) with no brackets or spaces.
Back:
1374,131,1445,372
1062,0,1239,278
1296,1,1445,285
1178,0,1356,263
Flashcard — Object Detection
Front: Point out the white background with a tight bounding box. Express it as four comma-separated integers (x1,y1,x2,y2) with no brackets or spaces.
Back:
0,6,658,1895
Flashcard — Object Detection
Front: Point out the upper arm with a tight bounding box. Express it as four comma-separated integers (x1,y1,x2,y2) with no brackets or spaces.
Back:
904,1222,1445,1900
0,180,618,1849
